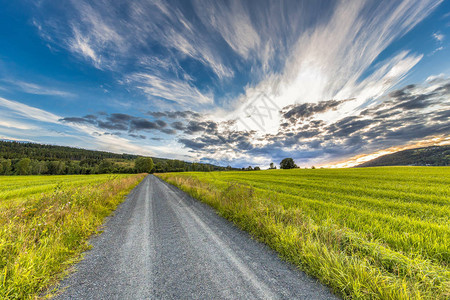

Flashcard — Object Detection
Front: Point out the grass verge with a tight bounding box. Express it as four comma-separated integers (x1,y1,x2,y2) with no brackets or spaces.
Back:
0,174,146,299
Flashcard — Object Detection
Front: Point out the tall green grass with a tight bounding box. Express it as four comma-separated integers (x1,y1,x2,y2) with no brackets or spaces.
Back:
158,167,449,299
0,174,146,299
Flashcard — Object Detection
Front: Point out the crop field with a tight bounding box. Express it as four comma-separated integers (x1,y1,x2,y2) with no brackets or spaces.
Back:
0,174,146,299
158,167,450,299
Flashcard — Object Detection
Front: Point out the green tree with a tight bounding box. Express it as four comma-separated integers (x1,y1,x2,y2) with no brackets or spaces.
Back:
1,159,11,175
254,166,261,170
269,162,276,169
46,161,66,174
280,158,297,169
31,160,48,175
135,157,154,173
98,160,113,173
47,161,59,174
16,158,31,175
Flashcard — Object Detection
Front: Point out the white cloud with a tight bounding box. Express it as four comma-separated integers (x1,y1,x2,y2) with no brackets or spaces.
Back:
67,1,126,69
126,73,214,107
430,46,445,56
426,73,446,82
0,120,36,130
1,79,75,97
0,97,61,123
223,0,438,132
433,32,445,42
69,27,101,66
193,0,261,59
47,0,233,78
141,1,234,79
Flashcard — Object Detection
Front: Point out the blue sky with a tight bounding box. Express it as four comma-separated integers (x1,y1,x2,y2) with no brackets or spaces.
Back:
0,0,449,167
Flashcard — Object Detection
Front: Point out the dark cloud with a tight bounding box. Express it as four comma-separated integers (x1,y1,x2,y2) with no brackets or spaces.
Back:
129,134,146,139
433,82,450,94
146,111,167,118
178,138,207,150
60,79,450,167
97,120,128,131
280,99,349,125
388,87,437,110
161,128,176,135
61,112,171,136
107,113,133,123
327,117,373,137
156,120,167,127
184,121,206,134
432,110,450,122
59,117,95,124
129,119,158,131
147,110,201,119
94,131,121,137
183,120,219,135
171,121,185,130
177,80,450,166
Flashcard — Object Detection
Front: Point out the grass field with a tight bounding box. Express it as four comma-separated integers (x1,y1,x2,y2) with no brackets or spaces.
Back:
0,174,146,299
158,167,450,299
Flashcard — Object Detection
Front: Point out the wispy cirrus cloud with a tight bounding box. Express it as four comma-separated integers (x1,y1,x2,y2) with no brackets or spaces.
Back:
192,0,261,60
232,0,438,113
67,1,125,69
1,79,75,97
33,0,441,113
433,32,445,42
430,31,445,55
125,73,213,107
0,97,60,122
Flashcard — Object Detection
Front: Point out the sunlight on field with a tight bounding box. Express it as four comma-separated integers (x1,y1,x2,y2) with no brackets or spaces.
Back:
158,167,450,299
0,174,146,299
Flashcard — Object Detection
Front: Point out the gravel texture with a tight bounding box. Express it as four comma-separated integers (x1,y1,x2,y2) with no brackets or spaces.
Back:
56,175,338,299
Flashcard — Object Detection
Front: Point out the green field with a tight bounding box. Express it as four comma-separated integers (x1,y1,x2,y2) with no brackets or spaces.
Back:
0,174,146,299
158,167,450,299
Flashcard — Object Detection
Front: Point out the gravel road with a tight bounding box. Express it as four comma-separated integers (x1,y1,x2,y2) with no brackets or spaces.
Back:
56,175,337,299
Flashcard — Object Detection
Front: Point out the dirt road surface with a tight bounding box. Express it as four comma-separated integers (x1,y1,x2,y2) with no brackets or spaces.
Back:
56,175,337,299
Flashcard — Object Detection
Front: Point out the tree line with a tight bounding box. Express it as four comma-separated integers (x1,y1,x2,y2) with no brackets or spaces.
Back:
240,158,301,171
0,141,312,175
0,141,231,175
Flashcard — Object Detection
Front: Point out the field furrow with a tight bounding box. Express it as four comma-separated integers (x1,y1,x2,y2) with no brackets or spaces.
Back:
158,167,450,299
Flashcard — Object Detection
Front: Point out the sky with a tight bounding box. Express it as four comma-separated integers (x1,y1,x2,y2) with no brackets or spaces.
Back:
0,0,449,168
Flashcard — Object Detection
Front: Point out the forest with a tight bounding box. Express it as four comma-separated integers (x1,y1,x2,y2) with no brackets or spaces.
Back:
0,141,230,175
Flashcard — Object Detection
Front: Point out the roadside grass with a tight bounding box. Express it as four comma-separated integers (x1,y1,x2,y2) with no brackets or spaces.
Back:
0,174,146,299
157,167,450,299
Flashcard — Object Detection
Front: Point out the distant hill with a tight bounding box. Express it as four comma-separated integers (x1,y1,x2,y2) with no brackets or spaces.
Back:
356,145,450,167
0,140,231,174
